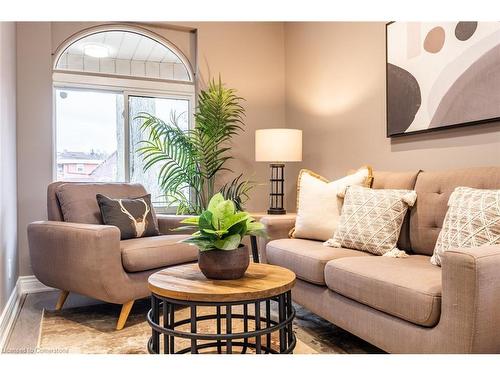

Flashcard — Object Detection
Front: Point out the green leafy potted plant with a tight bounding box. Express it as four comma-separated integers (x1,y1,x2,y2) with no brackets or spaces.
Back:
179,193,266,279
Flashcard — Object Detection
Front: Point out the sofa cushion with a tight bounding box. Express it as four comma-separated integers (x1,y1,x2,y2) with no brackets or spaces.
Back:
266,238,371,285
56,183,148,224
372,170,421,190
410,167,500,255
372,170,421,251
121,234,198,272
325,255,442,327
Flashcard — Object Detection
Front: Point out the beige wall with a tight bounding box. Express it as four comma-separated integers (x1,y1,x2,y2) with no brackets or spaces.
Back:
284,22,500,209
16,22,285,276
183,22,286,210
16,23,53,278
0,22,18,311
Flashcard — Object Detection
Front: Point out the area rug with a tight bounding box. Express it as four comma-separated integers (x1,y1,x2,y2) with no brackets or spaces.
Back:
38,299,382,354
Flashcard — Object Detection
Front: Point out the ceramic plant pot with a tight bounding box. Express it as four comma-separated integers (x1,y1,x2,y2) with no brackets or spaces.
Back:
198,244,250,280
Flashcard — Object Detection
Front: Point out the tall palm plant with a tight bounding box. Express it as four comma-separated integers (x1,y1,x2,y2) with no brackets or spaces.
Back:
136,77,253,214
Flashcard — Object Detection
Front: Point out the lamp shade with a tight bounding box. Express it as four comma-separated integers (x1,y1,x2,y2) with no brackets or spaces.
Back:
255,128,302,162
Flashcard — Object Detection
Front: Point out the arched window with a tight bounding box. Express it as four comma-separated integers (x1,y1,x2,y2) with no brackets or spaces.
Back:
53,25,195,212
54,27,193,82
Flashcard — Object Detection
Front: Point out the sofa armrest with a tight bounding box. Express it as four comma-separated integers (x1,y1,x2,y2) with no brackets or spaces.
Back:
257,214,296,263
441,245,500,353
27,221,125,302
156,214,196,235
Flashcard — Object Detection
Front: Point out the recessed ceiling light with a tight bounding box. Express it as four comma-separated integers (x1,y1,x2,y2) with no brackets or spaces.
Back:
84,44,109,58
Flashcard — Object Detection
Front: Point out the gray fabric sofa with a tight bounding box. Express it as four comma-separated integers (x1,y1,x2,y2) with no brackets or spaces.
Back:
259,167,500,353
28,182,197,329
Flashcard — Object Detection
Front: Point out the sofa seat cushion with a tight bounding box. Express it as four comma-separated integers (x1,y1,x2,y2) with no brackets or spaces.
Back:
121,235,198,272
325,255,442,327
266,238,371,285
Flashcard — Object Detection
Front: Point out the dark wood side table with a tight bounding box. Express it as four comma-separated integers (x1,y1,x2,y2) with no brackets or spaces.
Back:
250,235,259,263
147,263,297,354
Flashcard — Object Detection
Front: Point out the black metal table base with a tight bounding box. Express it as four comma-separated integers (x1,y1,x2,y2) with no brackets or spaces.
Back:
147,291,296,354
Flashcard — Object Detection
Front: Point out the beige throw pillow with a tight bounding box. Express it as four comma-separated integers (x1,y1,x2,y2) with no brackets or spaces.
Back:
325,186,417,257
430,187,500,266
292,167,373,241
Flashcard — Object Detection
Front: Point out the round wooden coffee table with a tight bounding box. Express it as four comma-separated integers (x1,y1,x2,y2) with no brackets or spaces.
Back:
147,263,296,354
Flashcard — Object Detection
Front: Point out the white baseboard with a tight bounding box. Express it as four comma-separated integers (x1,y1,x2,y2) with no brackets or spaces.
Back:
0,281,22,351
0,276,54,351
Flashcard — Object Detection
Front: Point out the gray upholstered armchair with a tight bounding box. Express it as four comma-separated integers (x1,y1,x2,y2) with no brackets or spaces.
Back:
27,182,197,330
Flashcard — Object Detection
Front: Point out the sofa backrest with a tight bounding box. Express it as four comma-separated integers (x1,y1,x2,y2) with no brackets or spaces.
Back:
47,182,148,224
372,170,421,251
410,167,500,256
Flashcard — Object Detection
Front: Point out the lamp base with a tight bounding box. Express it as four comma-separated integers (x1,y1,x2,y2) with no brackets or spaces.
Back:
268,163,286,215
267,207,286,215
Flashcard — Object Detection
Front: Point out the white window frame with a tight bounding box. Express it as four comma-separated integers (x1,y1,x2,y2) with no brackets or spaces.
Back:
52,73,196,213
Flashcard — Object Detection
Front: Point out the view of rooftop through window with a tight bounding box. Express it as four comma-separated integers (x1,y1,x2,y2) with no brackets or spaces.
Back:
55,88,124,182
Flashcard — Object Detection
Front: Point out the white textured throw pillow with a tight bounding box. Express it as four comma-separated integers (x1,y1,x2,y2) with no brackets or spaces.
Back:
293,167,372,241
430,187,500,266
325,186,417,257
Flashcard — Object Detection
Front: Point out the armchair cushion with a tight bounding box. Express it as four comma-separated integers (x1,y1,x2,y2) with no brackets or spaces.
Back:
55,182,148,224
120,234,198,272
157,214,196,235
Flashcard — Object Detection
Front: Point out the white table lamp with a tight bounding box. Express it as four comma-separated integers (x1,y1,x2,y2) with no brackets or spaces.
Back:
255,128,302,214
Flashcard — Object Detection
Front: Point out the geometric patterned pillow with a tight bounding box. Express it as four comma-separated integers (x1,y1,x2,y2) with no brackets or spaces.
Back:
430,187,500,266
325,186,417,257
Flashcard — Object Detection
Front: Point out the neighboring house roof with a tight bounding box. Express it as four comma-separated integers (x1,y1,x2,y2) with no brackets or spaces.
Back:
58,159,103,164
58,150,107,160
90,151,117,177
57,150,108,165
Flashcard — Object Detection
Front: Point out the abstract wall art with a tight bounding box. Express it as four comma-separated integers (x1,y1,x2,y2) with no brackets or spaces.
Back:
386,22,500,137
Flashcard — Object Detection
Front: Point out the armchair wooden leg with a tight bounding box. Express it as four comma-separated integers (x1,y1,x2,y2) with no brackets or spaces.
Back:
116,300,134,330
55,290,69,311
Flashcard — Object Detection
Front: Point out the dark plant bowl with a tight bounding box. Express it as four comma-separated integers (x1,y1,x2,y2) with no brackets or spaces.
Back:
198,244,249,280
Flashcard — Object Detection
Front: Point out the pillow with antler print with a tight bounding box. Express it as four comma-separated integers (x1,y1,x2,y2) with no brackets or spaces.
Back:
96,194,160,240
